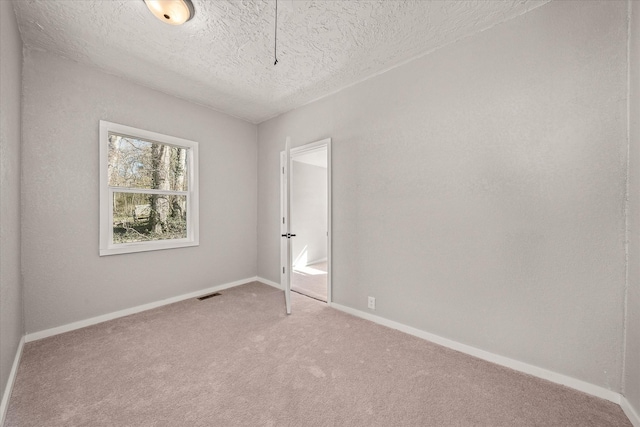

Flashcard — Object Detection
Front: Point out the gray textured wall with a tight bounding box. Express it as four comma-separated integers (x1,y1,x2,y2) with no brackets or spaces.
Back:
258,0,629,391
0,0,24,410
625,0,640,416
21,49,258,334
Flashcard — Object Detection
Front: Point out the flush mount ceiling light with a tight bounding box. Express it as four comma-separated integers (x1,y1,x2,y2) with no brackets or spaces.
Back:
144,0,194,25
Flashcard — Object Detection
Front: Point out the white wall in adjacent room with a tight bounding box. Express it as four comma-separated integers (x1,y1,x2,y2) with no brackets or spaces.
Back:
258,0,629,392
291,160,328,267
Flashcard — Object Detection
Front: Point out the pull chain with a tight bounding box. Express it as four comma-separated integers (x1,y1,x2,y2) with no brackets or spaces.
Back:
274,0,279,65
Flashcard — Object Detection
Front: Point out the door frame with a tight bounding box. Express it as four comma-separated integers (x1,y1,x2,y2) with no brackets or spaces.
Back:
280,138,332,307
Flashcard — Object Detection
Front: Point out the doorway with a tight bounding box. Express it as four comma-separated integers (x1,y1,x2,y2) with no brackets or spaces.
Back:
280,139,331,305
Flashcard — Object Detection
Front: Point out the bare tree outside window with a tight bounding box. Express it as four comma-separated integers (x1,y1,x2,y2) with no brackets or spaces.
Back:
108,134,189,243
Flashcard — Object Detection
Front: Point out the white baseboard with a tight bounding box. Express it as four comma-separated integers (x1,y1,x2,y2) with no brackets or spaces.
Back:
257,276,283,290
331,303,622,405
0,336,24,426
25,277,257,343
622,396,640,427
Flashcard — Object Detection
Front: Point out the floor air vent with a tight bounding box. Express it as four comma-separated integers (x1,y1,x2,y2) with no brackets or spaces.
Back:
197,292,221,301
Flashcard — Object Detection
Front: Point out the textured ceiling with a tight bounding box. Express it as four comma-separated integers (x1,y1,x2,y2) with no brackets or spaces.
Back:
12,0,550,123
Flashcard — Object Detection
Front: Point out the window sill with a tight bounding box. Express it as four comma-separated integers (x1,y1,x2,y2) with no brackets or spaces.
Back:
99,239,199,256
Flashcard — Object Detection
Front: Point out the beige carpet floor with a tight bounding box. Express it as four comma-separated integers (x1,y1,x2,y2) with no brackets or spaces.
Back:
5,282,631,426
292,261,327,302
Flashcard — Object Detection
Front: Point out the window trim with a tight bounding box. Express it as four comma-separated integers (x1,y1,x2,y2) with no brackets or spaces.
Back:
99,120,199,256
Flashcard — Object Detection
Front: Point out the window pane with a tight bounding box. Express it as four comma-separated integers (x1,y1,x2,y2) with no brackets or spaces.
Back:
108,133,188,191
112,192,187,244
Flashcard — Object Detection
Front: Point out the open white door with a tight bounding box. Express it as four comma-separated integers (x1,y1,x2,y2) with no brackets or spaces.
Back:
281,137,332,313
281,137,292,314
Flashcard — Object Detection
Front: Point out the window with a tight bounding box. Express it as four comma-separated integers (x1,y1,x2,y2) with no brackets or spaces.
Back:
99,121,199,256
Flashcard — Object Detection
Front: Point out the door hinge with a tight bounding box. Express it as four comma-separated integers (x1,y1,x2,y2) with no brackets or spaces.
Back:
282,167,285,174
283,217,285,224
283,266,285,274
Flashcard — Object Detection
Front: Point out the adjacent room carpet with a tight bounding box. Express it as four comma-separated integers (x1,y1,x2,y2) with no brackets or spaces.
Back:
5,282,630,426
292,261,328,302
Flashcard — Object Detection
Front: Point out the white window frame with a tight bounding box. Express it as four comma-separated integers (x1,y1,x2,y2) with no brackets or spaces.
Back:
99,120,199,256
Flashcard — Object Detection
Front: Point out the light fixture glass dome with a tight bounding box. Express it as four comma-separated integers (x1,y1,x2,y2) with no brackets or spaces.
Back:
144,0,194,26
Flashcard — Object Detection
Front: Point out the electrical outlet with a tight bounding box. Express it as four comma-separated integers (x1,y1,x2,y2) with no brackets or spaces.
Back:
367,296,376,310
